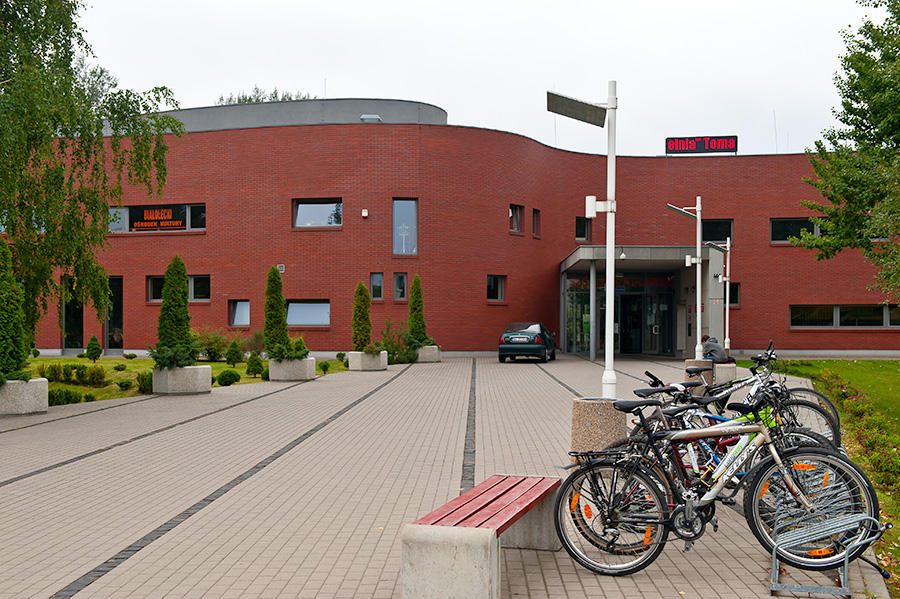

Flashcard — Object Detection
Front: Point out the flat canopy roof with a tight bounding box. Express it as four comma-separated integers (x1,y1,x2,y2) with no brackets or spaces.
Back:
560,245,712,275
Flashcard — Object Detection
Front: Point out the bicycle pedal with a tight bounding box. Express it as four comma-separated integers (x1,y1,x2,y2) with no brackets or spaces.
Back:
682,540,694,552
711,517,718,533
720,497,735,506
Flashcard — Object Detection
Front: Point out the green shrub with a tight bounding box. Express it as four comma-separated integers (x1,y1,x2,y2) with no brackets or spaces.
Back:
113,363,127,371
75,364,89,385
194,327,230,362
136,371,153,394
36,363,46,378
261,367,269,381
264,266,290,354
31,348,40,358
48,362,63,383
149,342,200,370
76,352,86,359
123,353,137,359
245,351,264,377
62,364,75,383
50,388,81,405
242,330,265,354
87,365,107,387
83,393,96,402
319,361,330,375
217,369,241,386
157,255,192,349
351,282,372,351
343,359,349,368
407,274,432,347
380,319,418,364
269,337,310,362
117,380,133,390
363,341,384,356
0,242,27,376
225,340,243,367
85,335,102,362
336,352,346,361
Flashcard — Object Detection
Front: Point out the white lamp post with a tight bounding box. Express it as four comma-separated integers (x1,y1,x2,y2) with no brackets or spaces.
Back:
705,236,732,351
548,81,618,398
667,197,703,359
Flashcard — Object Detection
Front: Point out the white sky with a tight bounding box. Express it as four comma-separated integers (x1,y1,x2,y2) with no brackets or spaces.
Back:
80,0,881,157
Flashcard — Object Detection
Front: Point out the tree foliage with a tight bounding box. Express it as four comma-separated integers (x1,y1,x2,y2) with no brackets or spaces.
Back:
225,340,243,367
351,282,371,351
216,86,314,105
799,0,900,299
85,334,101,362
245,351,264,377
0,242,27,374
0,0,184,345
157,255,192,349
407,274,430,345
263,266,289,354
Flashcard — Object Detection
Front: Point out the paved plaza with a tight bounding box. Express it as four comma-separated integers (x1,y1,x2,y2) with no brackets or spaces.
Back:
0,355,889,598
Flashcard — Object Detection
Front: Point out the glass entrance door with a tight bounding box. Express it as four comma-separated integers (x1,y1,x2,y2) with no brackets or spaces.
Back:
643,293,675,355
106,276,123,350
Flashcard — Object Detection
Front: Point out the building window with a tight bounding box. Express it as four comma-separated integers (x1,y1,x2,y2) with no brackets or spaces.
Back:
839,305,884,327
702,219,733,243
108,207,128,232
509,204,523,232
111,204,206,232
394,272,407,300
293,198,342,227
286,300,330,326
487,275,506,302
147,275,210,302
790,305,834,327
189,204,206,229
891,305,900,326
575,216,591,241
393,199,417,255
771,218,822,242
229,300,250,327
370,273,384,300
728,282,740,306
532,209,541,236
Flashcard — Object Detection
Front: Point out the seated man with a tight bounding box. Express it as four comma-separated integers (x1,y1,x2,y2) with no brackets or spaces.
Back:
702,334,735,363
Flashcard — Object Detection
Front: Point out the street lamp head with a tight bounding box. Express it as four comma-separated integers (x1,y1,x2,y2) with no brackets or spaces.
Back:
546,91,607,127
666,203,698,220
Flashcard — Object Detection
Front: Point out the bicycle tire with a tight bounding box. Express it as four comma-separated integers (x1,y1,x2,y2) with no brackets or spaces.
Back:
743,447,879,571
776,399,841,447
556,459,669,576
787,387,840,431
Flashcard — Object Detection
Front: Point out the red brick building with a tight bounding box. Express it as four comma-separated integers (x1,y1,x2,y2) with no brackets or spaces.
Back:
34,99,900,357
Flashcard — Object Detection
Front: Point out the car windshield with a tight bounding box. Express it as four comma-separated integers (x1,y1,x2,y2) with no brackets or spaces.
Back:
504,322,540,334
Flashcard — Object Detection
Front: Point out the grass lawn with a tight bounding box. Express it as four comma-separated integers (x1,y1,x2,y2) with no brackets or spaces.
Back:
25,356,349,401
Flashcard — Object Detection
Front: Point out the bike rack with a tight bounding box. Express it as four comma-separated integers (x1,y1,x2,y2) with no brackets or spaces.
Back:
770,513,885,596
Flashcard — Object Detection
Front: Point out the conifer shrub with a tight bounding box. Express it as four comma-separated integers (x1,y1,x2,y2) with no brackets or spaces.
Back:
269,336,310,362
137,371,153,394
117,380,133,390
48,362,64,382
123,353,137,360
75,364,89,385
216,369,241,386
85,335,102,362
0,242,27,378
336,352,346,361
245,351,264,377
319,361,330,375
351,282,372,351
62,364,75,383
32,348,40,358
261,367,269,381
152,255,198,369
113,363,127,371
264,266,289,354
225,340,243,367
87,365,107,387
83,393,96,402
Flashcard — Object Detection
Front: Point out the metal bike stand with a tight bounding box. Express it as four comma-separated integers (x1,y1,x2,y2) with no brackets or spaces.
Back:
770,514,883,596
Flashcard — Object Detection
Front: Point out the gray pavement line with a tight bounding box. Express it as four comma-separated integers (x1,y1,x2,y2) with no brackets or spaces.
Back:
0,394,161,435
460,358,476,493
50,364,413,599
0,382,305,490
536,364,582,397
568,353,648,384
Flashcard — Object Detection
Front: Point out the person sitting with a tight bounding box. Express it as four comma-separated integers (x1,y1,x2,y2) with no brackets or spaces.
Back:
702,334,735,363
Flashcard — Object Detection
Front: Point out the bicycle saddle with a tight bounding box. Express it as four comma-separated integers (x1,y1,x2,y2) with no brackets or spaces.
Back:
613,399,662,413
685,366,713,375
633,386,678,398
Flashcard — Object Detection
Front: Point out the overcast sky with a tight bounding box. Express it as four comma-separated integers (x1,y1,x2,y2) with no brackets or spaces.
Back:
80,0,881,157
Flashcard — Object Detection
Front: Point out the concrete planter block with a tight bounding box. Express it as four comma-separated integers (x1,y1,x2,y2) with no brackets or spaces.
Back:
684,358,715,391
401,524,499,599
0,378,48,415
348,350,388,371
571,398,625,453
152,365,212,395
713,362,737,384
416,345,441,363
269,356,316,381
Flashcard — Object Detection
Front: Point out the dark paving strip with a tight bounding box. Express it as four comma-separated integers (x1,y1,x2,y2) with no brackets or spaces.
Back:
460,359,476,493
0,383,306,489
536,364,583,397
0,395,162,434
50,364,413,599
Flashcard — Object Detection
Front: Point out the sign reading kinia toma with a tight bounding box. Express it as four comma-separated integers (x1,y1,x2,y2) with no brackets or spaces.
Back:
665,135,738,155
129,205,187,231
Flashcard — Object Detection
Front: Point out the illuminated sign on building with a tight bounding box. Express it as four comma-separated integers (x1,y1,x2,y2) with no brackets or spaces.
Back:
129,205,187,231
665,136,738,155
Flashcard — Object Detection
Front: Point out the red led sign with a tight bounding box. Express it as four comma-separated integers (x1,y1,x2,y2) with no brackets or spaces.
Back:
665,135,737,154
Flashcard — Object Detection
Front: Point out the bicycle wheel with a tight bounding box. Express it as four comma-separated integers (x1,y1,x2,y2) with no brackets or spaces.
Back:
776,399,841,447
787,387,840,431
743,447,879,571
556,460,669,576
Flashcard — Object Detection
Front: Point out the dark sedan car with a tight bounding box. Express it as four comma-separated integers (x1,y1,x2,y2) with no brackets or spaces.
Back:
498,322,556,362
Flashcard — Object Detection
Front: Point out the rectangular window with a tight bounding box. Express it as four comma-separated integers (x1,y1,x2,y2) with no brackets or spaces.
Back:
890,305,900,326
370,273,384,300
509,204,523,232
148,275,210,302
189,204,206,229
487,275,506,302
728,282,740,306
392,199,418,255
575,216,591,241
286,300,330,326
771,218,815,242
394,272,407,300
229,300,250,327
702,219,733,243
532,209,541,236
839,305,883,327
790,305,834,327
293,198,342,227
108,207,128,232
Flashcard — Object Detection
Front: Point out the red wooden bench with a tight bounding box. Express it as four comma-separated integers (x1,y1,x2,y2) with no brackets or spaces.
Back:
401,475,561,599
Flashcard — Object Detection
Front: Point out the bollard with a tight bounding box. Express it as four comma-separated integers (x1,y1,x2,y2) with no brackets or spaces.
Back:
571,398,626,453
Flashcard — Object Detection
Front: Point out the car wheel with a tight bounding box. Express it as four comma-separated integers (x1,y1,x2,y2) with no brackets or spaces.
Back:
498,355,506,363
539,348,549,363
550,349,556,361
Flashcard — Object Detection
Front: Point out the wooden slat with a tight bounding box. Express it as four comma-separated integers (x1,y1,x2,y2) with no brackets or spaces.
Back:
413,475,520,526
480,477,560,535
455,477,541,529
